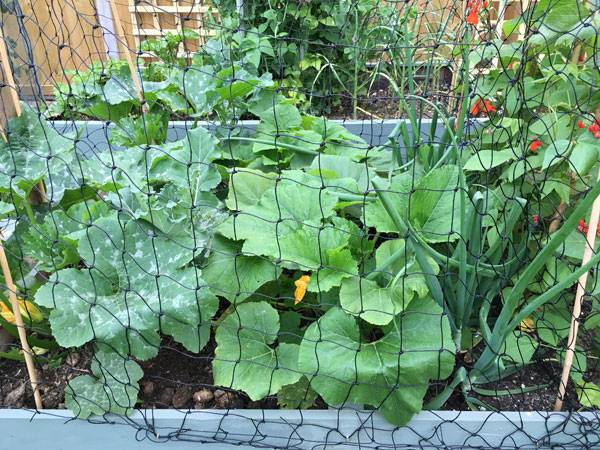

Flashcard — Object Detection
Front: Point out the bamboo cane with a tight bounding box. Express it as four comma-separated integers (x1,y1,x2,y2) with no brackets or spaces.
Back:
109,0,146,110
554,167,600,411
0,233,43,409
0,27,21,117
0,20,44,409
0,26,47,202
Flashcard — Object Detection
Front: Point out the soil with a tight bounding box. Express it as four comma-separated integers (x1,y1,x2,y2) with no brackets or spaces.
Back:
305,67,455,120
0,344,93,409
136,338,280,410
0,332,588,414
468,359,581,411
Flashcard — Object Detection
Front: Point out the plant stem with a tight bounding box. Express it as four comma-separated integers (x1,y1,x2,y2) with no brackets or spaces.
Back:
352,8,359,120
22,200,36,224
472,179,600,378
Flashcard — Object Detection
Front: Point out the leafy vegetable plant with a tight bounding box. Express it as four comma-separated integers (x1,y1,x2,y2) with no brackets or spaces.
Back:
2,0,600,425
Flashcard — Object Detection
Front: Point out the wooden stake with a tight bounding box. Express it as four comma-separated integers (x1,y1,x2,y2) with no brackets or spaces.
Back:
109,0,146,109
554,167,600,411
0,26,47,202
0,233,43,409
0,20,43,409
0,26,21,117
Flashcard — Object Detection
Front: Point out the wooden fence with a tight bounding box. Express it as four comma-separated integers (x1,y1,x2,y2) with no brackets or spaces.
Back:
1,0,216,98
0,0,523,101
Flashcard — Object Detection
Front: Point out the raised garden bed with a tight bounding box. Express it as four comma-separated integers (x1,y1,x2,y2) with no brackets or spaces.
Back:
1,115,599,449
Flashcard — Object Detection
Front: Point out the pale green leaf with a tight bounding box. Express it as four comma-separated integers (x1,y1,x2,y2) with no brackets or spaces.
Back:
213,301,302,400
569,141,598,177
298,298,455,426
464,149,517,171
202,235,282,303
65,349,143,418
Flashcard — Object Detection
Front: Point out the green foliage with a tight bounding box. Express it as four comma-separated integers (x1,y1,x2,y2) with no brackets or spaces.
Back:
213,301,302,400
0,104,81,202
298,298,454,426
212,0,408,114
65,349,143,418
140,29,200,66
4,0,600,425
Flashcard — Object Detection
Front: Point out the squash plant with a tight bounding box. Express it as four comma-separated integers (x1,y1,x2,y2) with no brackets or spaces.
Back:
48,31,277,134
3,58,600,425
1,103,225,416
208,95,600,419
2,95,458,424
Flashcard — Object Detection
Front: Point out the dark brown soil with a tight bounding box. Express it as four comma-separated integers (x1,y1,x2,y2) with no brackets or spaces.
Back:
468,359,581,411
0,344,92,409
313,69,455,120
0,334,586,414
136,338,280,410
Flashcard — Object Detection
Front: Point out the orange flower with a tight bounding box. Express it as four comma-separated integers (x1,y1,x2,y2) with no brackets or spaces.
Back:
470,98,496,117
294,275,311,305
529,139,543,152
466,0,481,25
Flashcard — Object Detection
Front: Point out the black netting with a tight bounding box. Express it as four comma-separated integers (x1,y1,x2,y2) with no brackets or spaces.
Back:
1,0,600,448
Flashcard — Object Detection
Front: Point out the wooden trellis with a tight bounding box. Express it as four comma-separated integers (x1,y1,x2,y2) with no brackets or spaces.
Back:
128,0,218,60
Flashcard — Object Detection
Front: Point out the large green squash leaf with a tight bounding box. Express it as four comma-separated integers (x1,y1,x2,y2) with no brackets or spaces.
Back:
409,165,463,242
82,127,221,195
340,239,438,325
202,235,282,303
107,184,226,262
213,301,302,400
0,104,80,202
365,172,413,232
22,200,111,271
35,214,218,359
366,166,463,242
218,170,357,291
298,297,455,426
151,127,221,192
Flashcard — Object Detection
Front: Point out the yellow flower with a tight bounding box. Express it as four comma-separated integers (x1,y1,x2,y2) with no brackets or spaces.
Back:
0,298,43,325
519,316,535,333
294,275,311,305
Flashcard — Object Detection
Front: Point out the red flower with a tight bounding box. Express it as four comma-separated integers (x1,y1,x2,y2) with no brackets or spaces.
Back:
467,0,481,25
589,123,600,134
529,139,543,152
532,214,539,225
470,98,496,117
595,132,600,139
483,100,497,114
577,120,586,129
581,220,600,237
